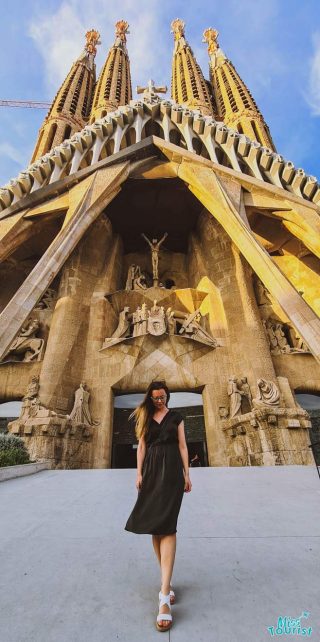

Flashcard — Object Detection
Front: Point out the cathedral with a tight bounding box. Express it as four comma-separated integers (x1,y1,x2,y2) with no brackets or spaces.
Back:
0,20,320,469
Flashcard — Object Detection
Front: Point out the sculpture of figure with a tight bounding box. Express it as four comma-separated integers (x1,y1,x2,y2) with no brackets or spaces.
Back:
3,319,44,362
178,309,218,347
274,323,291,353
133,306,147,337
112,306,131,339
132,307,141,338
24,375,40,400
240,377,253,413
133,268,148,291
166,307,176,335
68,382,99,426
228,376,244,418
35,288,56,310
125,264,137,290
253,378,280,406
240,377,252,406
147,300,166,335
139,303,148,335
264,319,279,353
141,232,168,285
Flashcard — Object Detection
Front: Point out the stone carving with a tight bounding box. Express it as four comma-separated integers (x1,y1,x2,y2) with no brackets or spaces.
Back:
34,287,57,310
255,279,272,306
293,335,311,353
264,319,311,355
141,232,168,286
102,302,219,349
227,376,244,418
178,310,218,347
240,377,253,412
68,383,99,426
24,375,40,399
111,306,131,339
125,264,148,291
147,301,166,336
253,378,280,406
219,406,229,419
2,319,45,362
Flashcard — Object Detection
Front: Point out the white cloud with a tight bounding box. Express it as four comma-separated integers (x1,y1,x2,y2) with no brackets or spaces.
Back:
0,142,25,166
28,0,170,97
308,32,320,116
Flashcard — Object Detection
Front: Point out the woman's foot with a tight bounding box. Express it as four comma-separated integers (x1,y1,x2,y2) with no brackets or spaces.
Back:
160,583,175,605
157,591,172,631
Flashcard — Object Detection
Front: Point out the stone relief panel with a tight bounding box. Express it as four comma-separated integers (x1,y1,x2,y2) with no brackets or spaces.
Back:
101,298,219,350
0,286,58,365
253,275,311,355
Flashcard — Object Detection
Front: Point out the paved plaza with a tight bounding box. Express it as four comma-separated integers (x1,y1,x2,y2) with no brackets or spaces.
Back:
0,465,319,642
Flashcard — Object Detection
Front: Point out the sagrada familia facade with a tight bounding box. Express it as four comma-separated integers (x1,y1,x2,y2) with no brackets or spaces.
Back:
0,20,320,469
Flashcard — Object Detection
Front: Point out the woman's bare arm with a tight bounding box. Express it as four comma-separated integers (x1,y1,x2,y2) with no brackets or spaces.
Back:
177,420,189,477
137,434,146,475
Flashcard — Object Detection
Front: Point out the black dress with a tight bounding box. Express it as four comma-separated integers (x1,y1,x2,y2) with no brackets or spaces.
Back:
124,409,185,535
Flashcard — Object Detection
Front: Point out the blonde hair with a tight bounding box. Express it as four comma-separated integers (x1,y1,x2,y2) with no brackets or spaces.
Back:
129,381,170,440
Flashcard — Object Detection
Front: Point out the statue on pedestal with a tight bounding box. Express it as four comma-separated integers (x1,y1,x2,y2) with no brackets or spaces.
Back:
227,376,244,417
68,383,99,426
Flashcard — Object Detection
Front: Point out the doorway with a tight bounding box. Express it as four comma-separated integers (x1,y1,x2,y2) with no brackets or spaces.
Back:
111,391,208,468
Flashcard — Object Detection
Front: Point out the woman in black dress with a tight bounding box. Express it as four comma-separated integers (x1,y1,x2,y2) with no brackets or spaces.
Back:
124,381,192,631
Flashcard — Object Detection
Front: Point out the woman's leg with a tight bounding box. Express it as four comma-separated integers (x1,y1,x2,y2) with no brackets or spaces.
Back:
158,533,177,627
152,534,161,566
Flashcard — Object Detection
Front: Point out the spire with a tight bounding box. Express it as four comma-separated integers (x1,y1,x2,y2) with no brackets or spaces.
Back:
170,19,214,117
90,20,132,122
31,30,100,163
203,28,276,150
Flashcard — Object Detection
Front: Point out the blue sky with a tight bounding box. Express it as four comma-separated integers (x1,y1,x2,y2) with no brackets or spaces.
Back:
0,0,320,186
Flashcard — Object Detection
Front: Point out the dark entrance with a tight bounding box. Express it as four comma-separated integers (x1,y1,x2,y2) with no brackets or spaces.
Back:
112,397,208,468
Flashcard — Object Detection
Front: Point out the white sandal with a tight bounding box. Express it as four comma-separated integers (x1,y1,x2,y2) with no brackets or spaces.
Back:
156,591,173,632
169,584,175,604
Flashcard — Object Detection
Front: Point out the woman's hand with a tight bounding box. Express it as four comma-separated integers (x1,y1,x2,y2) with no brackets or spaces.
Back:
136,473,143,491
184,474,192,492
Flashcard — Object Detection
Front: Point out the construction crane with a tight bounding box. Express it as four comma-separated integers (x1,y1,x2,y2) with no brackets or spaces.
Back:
0,100,50,109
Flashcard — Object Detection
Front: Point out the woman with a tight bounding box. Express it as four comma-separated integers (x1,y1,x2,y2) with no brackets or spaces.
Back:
124,381,192,631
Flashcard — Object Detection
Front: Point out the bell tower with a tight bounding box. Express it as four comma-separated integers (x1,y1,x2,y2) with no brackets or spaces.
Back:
90,20,132,122
31,30,100,162
171,19,214,117
203,28,276,149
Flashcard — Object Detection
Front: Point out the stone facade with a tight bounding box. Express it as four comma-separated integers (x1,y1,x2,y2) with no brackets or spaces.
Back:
1,23,320,470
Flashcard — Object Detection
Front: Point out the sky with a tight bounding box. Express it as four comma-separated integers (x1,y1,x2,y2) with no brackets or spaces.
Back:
0,0,320,187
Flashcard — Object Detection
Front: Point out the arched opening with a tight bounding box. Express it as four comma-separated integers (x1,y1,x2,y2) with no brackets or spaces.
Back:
169,129,181,146
0,401,22,434
111,391,207,468
142,119,162,139
43,122,58,154
63,124,72,140
294,392,320,467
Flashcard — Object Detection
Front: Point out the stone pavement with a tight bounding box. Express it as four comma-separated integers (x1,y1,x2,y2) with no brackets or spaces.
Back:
0,465,319,642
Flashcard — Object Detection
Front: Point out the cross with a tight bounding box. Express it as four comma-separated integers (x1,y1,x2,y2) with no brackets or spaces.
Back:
136,79,167,99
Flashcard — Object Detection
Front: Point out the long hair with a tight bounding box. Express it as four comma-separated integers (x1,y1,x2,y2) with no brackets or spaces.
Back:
129,381,171,441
